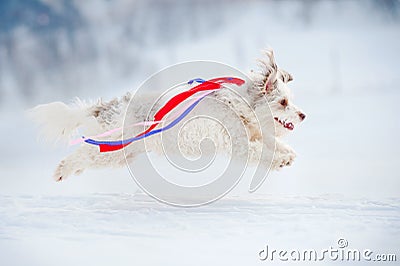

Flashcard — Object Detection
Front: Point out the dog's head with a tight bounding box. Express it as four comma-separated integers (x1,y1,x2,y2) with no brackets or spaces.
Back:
250,50,306,136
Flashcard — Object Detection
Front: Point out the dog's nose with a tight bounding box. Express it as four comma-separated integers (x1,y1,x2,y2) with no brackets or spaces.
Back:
298,112,306,121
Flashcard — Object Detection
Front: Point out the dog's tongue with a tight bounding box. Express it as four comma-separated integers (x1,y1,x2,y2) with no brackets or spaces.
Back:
285,122,294,130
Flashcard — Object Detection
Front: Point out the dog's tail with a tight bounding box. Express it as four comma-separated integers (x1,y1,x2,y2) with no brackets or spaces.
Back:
27,100,94,144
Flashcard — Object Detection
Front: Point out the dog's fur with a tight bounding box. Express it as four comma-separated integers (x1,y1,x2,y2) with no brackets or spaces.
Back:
29,50,306,182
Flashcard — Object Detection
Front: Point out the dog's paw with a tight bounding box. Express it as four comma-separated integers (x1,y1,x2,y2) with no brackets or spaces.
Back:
53,160,83,182
54,160,69,182
272,146,296,170
277,151,296,168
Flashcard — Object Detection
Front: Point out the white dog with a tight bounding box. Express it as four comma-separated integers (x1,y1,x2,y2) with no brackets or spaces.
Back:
29,50,306,182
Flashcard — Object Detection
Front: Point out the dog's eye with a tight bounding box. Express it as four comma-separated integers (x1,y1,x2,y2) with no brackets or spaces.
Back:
280,99,288,107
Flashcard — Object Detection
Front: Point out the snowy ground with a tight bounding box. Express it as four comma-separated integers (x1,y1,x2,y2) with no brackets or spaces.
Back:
0,193,399,266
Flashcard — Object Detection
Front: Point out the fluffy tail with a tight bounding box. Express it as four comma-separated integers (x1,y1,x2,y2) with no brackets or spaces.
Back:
27,101,93,144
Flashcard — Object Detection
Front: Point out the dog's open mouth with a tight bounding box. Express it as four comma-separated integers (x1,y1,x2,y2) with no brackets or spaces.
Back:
274,117,294,130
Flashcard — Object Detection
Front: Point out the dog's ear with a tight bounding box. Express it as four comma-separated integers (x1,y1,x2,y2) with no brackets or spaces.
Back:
257,49,278,94
280,69,293,83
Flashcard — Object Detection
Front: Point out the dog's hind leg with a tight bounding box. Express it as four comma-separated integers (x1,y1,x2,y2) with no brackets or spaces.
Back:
53,145,128,181
54,155,86,182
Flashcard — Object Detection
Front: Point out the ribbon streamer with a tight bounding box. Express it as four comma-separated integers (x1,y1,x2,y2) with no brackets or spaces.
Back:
83,77,245,152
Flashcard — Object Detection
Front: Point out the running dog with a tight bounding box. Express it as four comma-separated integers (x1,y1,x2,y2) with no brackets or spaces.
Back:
29,49,306,181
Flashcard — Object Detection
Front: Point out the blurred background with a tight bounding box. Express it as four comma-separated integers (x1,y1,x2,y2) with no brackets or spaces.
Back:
0,0,399,198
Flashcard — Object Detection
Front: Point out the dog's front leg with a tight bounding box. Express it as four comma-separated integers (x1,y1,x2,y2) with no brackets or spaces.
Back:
271,139,296,170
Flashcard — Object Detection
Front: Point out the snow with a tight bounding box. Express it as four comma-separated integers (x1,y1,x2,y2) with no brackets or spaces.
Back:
1,0,400,265
0,194,399,266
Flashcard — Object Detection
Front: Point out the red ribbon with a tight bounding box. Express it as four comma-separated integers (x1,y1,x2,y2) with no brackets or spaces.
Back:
99,77,245,152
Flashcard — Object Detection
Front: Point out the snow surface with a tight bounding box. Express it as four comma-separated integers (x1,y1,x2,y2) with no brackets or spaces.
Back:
1,1,400,265
0,193,399,266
